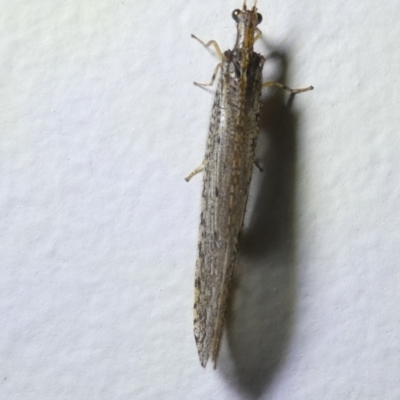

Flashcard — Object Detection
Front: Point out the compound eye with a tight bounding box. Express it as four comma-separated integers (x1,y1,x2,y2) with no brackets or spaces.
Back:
256,13,263,25
232,9,240,22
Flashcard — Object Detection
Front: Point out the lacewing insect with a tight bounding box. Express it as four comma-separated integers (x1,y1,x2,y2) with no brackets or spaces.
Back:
185,0,313,368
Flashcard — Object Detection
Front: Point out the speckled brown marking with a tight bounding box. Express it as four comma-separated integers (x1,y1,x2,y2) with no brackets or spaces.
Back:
186,1,312,368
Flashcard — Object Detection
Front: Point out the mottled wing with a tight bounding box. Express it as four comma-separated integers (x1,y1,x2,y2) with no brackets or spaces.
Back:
194,51,265,367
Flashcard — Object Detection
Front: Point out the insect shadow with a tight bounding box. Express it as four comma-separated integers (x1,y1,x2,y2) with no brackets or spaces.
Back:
220,49,305,399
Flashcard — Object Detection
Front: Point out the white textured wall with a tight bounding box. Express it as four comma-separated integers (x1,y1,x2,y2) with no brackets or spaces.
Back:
0,0,399,399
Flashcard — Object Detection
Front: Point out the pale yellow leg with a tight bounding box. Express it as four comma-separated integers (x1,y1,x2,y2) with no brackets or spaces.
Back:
185,162,205,182
262,81,314,94
254,28,262,42
191,34,224,60
194,63,222,88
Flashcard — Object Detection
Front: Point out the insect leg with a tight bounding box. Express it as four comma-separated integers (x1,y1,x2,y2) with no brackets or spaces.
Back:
254,160,263,172
185,162,205,182
193,62,222,88
191,34,224,60
254,28,262,42
191,34,224,87
262,81,314,94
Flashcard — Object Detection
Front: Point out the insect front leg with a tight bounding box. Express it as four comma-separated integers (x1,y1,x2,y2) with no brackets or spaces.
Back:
254,28,262,42
191,34,224,60
185,162,205,182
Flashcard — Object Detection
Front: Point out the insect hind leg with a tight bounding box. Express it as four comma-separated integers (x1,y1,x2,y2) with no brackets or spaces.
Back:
185,162,205,182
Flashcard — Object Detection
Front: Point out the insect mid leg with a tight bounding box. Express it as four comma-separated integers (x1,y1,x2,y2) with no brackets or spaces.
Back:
262,81,314,94
194,63,222,88
185,162,205,182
